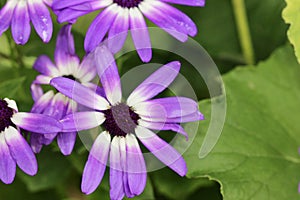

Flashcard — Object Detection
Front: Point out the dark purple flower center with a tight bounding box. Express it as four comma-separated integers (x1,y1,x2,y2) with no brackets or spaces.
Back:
103,103,140,137
113,0,143,8
0,99,14,132
63,75,76,81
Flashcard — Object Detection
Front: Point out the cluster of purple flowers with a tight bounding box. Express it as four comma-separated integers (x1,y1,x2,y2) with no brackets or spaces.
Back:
0,0,205,199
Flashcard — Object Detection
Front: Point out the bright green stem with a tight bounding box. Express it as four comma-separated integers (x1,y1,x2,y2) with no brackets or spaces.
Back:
232,0,255,65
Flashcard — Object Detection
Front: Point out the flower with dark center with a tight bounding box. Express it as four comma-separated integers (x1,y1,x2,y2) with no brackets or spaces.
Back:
30,24,98,156
52,0,205,62
0,0,53,44
0,98,62,184
51,45,204,199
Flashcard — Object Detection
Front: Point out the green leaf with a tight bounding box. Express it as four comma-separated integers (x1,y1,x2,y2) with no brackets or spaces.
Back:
181,0,287,67
0,77,26,98
18,148,72,192
184,44,300,200
282,0,300,63
150,168,221,200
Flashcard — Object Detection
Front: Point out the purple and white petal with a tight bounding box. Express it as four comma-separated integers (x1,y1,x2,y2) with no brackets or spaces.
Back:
76,52,97,83
28,0,53,42
54,24,80,75
127,61,181,106
94,45,122,105
30,133,43,153
161,0,205,6
138,120,188,139
50,77,110,110
11,1,31,45
4,127,37,176
139,1,188,42
31,90,54,113
108,7,129,54
60,111,105,132
0,133,16,184
84,4,118,53
11,112,62,134
125,134,147,196
68,0,112,11
33,55,59,76
57,132,77,155
129,7,152,63
0,0,17,36
110,136,125,200
133,97,198,118
30,83,44,102
33,75,52,85
135,126,187,176
81,131,111,194
119,136,133,197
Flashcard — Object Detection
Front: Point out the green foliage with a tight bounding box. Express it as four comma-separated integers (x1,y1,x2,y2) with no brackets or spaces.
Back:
185,45,300,199
282,0,300,63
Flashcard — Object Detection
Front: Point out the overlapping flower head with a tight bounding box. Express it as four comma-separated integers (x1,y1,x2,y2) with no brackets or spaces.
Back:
0,0,53,44
0,98,61,184
52,0,205,62
29,24,97,155
50,45,204,198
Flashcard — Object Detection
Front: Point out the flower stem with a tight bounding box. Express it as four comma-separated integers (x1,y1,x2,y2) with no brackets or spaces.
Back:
232,0,255,65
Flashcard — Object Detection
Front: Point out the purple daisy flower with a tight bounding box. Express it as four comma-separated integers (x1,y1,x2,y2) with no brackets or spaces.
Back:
0,98,62,184
30,24,97,155
52,0,205,62
50,45,203,198
0,0,53,45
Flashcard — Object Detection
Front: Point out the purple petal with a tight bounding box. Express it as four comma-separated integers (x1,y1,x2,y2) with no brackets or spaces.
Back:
31,90,54,113
33,74,52,85
33,55,59,76
0,1,17,36
110,137,125,200
127,61,181,106
94,45,122,105
81,131,111,194
125,134,147,196
108,7,129,53
161,0,205,6
134,97,198,118
139,1,188,42
28,0,53,42
50,77,110,110
84,4,118,53
30,83,44,102
60,111,105,132
52,0,95,10
135,126,187,176
129,7,152,62
0,133,16,184
138,120,188,139
30,133,43,153
4,127,37,176
57,8,91,23
11,1,31,45
140,111,204,123
152,1,197,37
57,132,77,155
11,112,62,134
42,93,67,120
